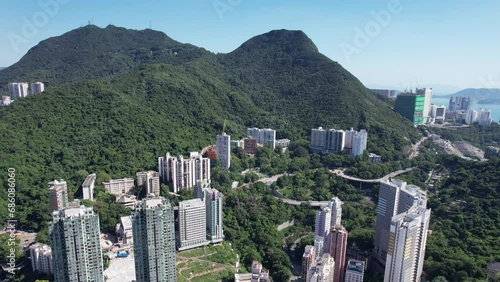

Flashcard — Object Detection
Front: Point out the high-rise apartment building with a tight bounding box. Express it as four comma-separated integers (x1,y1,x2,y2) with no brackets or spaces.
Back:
314,236,325,260
102,178,134,195
82,173,96,200
31,82,45,94
485,146,500,158
328,197,342,227
30,243,52,275
307,254,335,282
247,127,277,149
374,179,427,263
329,225,348,282
302,245,315,282
477,109,493,127
136,171,160,196
206,189,224,243
448,96,471,111
158,152,211,193
48,180,68,212
177,198,209,251
315,206,332,254
132,197,176,282
395,93,425,125
50,206,103,282
345,260,365,282
8,82,29,100
416,88,433,124
311,127,368,155
352,130,368,157
310,127,345,154
195,182,224,243
384,207,431,282
315,206,332,238
216,132,231,170
344,128,357,149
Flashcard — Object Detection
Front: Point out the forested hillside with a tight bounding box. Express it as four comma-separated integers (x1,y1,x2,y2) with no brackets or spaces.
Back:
0,25,419,230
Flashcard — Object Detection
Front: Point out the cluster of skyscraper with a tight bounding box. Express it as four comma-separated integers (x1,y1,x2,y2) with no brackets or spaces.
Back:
374,179,431,282
158,151,210,193
302,197,356,282
310,127,368,157
42,178,224,281
447,96,492,126
247,127,277,149
215,127,280,170
2,82,45,106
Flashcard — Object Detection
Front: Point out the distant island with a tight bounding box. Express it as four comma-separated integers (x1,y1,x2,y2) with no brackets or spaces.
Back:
442,88,500,104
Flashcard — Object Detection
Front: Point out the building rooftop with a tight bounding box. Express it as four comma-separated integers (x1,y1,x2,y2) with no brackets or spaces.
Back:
103,178,134,184
179,198,204,208
48,179,67,189
30,243,51,254
143,198,163,209
82,173,96,186
346,260,364,273
54,205,94,218
120,216,132,230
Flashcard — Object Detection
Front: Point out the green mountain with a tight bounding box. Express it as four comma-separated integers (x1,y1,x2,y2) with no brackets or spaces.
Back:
443,88,500,104
0,25,209,89
0,25,419,229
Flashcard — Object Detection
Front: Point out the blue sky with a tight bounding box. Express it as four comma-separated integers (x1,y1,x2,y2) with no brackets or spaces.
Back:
1,0,499,94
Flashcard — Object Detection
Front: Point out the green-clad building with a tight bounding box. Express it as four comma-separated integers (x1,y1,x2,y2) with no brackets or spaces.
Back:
395,94,425,125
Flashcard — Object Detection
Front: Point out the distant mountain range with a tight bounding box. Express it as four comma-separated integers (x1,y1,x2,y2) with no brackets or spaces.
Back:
0,67,4,71
441,88,500,104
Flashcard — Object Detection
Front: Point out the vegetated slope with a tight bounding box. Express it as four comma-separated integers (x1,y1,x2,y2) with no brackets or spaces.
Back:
0,26,419,230
0,61,272,229
220,30,419,157
0,24,209,88
425,156,500,281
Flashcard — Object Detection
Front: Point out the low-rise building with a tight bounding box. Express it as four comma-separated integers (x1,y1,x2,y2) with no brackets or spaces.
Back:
244,137,258,154
82,173,96,200
369,153,382,163
103,178,135,195
1,96,11,106
115,216,133,245
115,194,138,208
276,138,291,149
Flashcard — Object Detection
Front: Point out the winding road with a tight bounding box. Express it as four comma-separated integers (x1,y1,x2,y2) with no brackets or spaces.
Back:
266,168,415,207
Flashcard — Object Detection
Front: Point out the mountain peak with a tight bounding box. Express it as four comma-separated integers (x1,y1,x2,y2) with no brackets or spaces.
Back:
235,29,319,54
